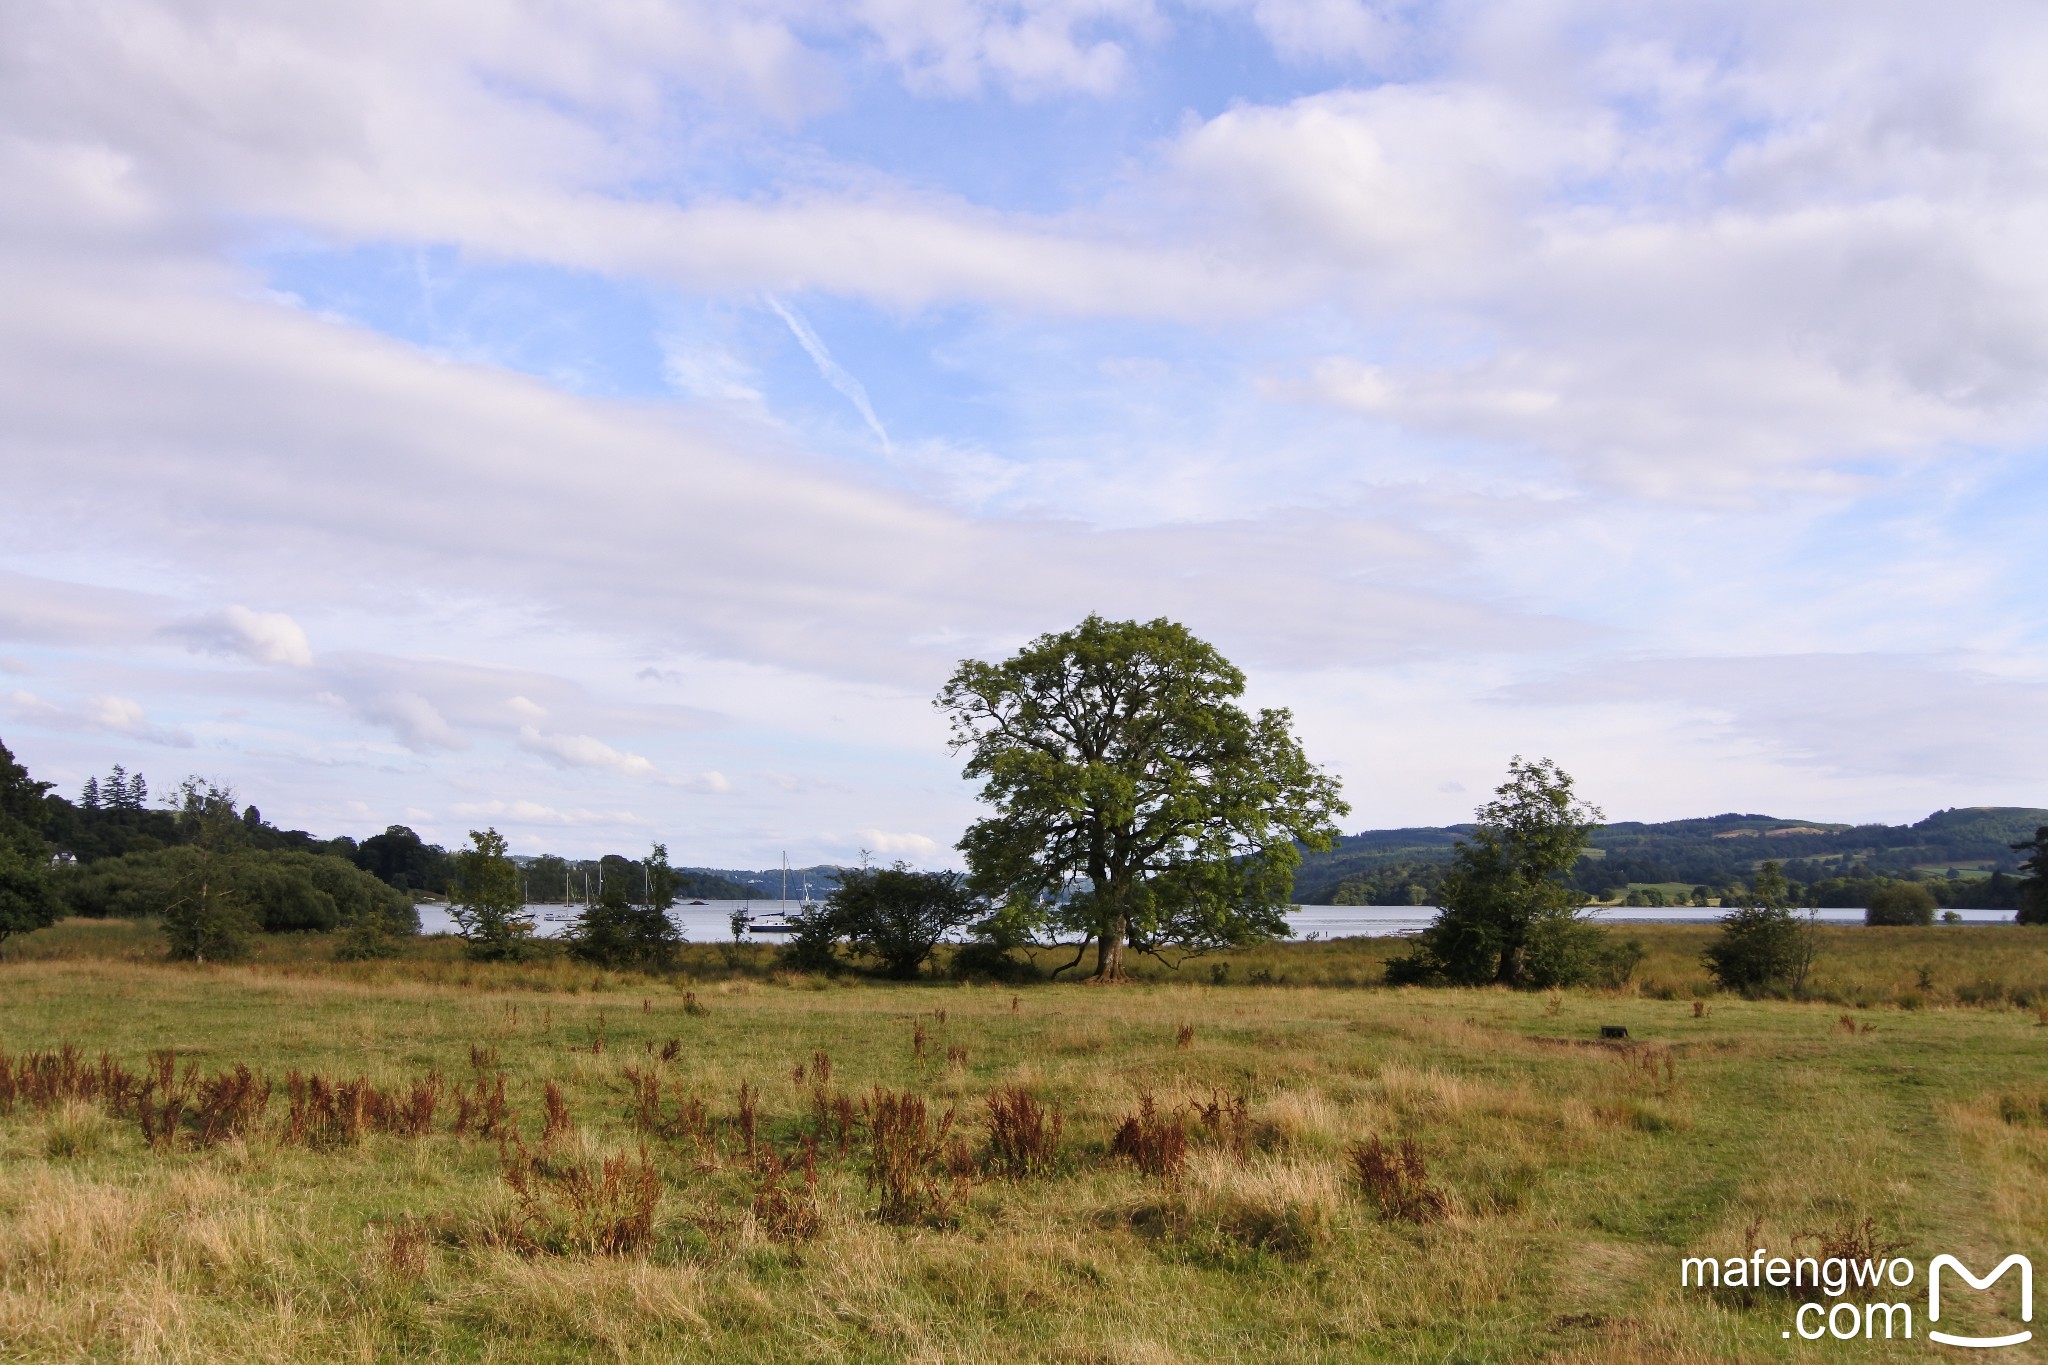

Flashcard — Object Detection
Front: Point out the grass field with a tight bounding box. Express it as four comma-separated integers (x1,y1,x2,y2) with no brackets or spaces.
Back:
2,920,2045,1362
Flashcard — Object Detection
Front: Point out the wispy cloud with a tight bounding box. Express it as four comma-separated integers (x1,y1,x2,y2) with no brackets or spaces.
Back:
766,295,892,453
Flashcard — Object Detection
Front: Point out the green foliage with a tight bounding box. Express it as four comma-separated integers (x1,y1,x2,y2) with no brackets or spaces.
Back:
160,778,260,962
1395,757,1605,988
570,844,682,970
0,738,59,944
1864,882,1937,926
835,862,985,979
54,846,414,936
450,828,535,962
1329,860,1445,906
352,825,452,894
938,615,1347,981
2013,826,2048,926
1703,861,1816,993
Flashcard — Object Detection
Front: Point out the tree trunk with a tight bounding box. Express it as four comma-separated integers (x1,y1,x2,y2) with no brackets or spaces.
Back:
1493,937,1523,987
1090,914,1129,983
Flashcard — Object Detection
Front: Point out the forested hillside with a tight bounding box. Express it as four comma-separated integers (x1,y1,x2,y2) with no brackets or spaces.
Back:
1294,807,2048,906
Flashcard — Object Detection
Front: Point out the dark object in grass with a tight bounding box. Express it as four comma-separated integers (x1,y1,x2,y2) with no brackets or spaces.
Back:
1348,1135,1449,1223
1600,1025,1629,1039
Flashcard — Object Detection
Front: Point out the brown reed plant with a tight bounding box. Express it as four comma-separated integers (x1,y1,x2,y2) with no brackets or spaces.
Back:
393,1074,443,1137
863,1087,958,1224
946,1043,969,1072
284,1073,371,1147
468,1043,498,1071
911,1019,929,1060
1185,1089,1253,1161
500,1137,662,1256
381,1219,429,1280
622,1067,711,1147
659,1037,683,1062
983,1085,1063,1179
0,1046,145,1117
541,1081,576,1151
1348,1136,1449,1223
1110,1094,1187,1180
1616,1045,1678,1096
681,992,709,1017
752,1138,823,1243
734,1080,759,1161
454,1072,516,1140
191,1064,271,1145
1176,1023,1195,1050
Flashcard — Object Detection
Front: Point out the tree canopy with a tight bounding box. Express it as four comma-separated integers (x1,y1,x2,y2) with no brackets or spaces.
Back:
938,615,1346,981
0,737,60,944
1392,757,1605,988
450,828,534,961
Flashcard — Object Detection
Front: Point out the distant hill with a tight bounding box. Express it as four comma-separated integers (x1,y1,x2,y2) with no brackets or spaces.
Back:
683,865,844,901
1292,807,2048,904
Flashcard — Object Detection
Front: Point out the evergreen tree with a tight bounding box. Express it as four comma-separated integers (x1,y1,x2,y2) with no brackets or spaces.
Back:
81,776,101,811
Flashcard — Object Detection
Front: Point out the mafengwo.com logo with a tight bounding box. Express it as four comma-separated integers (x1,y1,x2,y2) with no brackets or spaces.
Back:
1681,1248,2032,1347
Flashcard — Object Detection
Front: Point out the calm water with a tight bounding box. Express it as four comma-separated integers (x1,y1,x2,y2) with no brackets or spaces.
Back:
416,900,2024,942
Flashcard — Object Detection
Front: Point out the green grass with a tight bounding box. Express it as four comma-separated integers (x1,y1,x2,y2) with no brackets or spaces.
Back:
1,920,2045,1361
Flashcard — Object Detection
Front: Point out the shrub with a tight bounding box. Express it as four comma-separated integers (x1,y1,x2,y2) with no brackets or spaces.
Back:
1704,906,1815,994
1865,883,1937,926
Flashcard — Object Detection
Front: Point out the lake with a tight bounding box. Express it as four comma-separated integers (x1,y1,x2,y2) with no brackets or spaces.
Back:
415,900,2025,942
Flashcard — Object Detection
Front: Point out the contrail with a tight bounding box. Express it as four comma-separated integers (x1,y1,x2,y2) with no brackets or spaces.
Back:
766,295,892,453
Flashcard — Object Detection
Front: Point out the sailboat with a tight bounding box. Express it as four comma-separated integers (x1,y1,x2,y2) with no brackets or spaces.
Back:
745,853,801,934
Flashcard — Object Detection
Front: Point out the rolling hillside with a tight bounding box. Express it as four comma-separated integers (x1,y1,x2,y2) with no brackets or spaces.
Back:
1292,806,2048,904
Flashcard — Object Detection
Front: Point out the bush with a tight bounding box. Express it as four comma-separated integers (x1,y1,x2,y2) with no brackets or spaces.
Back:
1704,905,1814,994
823,863,986,979
1865,883,1937,926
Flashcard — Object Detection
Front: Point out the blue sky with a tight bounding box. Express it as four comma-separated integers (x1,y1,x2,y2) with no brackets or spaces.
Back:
3,0,2046,863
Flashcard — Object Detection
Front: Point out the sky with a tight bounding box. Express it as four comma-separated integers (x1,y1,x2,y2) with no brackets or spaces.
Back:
3,0,2047,865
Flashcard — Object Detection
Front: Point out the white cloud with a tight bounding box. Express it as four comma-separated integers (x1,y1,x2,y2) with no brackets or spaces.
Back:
449,799,647,827
517,725,657,777
6,689,194,747
850,829,943,863
355,691,464,752
171,605,314,667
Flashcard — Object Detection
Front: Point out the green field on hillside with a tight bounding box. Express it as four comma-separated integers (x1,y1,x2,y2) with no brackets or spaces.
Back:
2,922,2045,1361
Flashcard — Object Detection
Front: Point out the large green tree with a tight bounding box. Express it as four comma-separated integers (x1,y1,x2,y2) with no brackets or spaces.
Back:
1393,757,1604,988
937,615,1347,982
0,737,60,945
450,828,535,961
